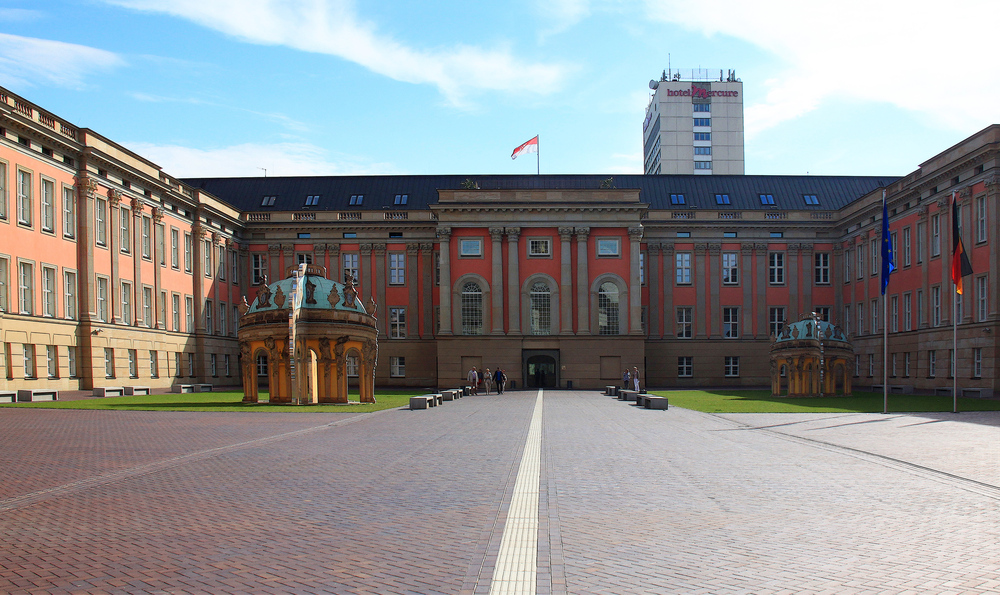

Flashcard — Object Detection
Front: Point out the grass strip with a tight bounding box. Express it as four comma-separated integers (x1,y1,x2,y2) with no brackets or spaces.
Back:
0,389,430,413
652,389,1000,413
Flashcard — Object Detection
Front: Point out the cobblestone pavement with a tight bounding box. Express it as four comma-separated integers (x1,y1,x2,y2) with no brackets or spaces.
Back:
1,391,998,594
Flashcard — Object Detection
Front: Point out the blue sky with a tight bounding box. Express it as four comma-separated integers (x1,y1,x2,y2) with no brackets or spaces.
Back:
2,0,998,179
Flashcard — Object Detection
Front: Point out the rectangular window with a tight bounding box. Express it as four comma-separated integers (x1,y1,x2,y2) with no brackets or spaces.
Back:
676,307,693,338
723,307,739,339
974,347,982,378
16,169,31,226
694,132,711,141
722,252,738,284
715,194,730,205
868,353,875,377
694,161,712,170
349,194,364,205
891,353,897,377
844,305,851,335
693,103,710,112
41,266,56,317
857,302,864,335
902,226,911,267
219,302,227,336
390,356,406,377
390,307,406,339
917,290,924,327
857,244,864,278
949,349,955,378
157,224,165,266
63,270,77,319
459,238,483,257
393,194,408,205
759,194,774,205
904,352,911,377
142,216,151,259
977,276,988,322
252,254,266,284
803,194,819,205
184,233,192,272
670,194,685,205
769,252,784,285
105,347,115,378
225,354,231,376
175,352,182,377
95,198,107,246
693,118,711,127
142,287,153,327
159,290,167,329
233,306,239,335
814,253,830,284
769,307,785,337
121,281,132,325
932,286,941,327
343,253,359,282
694,147,712,155
185,296,193,332
678,356,693,377
40,178,54,232
346,355,359,377
931,214,941,257
187,352,195,376
528,238,551,257
928,350,936,378
871,298,878,332
172,294,181,331
844,249,851,281
870,239,878,275
0,161,6,220
903,292,912,331
304,194,320,206
596,238,620,257
815,306,831,322
218,246,227,279
96,276,108,322
855,355,860,377
724,356,740,377
23,344,35,378
120,208,131,253
18,261,33,315
204,239,212,276
170,228,179,268
639,251,646,285
231,251,238,282
150,350,158,378
890,295,898,333
210,353,217,377
976,195,987,243
389,252,405,285
676,252,692,284
261,195,276,207
128,349,137,378
916,222,925,263
68,346,76,378
205,300,213,334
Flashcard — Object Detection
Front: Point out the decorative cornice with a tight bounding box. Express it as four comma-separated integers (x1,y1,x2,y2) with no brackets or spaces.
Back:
754,243,768,250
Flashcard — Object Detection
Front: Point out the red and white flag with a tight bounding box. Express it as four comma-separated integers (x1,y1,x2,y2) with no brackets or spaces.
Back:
511,136,538,160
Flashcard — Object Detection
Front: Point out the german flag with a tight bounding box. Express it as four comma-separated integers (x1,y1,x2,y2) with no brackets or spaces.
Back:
951,192,973,294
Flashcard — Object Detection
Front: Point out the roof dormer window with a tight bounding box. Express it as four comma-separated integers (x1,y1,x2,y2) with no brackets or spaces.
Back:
261,195,277,207
394,194,408,205
803,194,819,205
304,195,320,206
349,194,364,205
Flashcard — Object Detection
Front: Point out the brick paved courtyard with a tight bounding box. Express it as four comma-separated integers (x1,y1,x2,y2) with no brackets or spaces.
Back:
1,390,998,594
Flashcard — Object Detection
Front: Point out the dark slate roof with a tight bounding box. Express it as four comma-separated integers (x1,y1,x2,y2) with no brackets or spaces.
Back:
182,174,899,213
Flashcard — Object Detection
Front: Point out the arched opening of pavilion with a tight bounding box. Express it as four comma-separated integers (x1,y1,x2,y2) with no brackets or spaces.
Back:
770,315,854,398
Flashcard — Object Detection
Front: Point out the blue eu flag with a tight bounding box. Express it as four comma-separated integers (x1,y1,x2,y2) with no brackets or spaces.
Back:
880,191,895,296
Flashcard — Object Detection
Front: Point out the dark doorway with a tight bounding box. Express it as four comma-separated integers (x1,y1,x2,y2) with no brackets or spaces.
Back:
525,353,558,388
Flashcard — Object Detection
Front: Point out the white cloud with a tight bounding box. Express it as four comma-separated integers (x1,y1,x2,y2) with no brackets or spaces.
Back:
643,0,1000,136
0,8,43,21
0,34,123,89
106,0,571,106
127,141,398,178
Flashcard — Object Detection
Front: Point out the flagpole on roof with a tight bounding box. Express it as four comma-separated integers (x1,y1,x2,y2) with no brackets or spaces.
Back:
537,136,540,175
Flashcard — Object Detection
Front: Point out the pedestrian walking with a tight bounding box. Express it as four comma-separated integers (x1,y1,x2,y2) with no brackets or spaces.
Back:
495,368,504,394
468,366,479,395
623,368,631,390
500,369,508,394
484,368,493,394
633,366,641,392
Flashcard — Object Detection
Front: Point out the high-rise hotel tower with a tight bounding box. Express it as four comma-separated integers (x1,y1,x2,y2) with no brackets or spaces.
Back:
643,69,744,175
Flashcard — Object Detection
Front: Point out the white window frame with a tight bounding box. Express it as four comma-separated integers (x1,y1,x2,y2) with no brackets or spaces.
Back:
41,265,56,317
675,252,692,285
596,238,620,257
724,356,740,377
390,356,405,378
902,226,911,266
389,307,406,339
528,238,551,257
18,260,33,315
40,177,54,233
119,207,131,253
977,276,988,322
121,281,132,325
16,169,32,227
678,356,693,378
722,252,738,285
389,252,405,285
63,270,77,320
931,214,941,257
976,195,987,243
459,239,483,257
769,252,784,285
677,306,692,339
62,186,75,239
142,286,153,327
723,307,739,339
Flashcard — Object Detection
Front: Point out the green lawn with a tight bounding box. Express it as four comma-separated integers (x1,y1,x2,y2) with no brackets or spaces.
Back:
0,389,427,413
651,389,1000,413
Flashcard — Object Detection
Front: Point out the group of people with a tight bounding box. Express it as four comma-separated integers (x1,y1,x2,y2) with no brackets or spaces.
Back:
622,366,641,391
467,366,508,395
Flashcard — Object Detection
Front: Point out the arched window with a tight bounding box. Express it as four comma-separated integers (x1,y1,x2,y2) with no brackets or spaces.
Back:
530,282,551,335
461,282,483,335
598,282,619,335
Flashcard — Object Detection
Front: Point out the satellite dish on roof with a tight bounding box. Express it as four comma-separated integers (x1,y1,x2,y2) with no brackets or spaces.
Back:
649,80,659,90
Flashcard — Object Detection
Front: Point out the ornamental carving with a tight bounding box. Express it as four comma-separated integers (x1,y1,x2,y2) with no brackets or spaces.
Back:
574,227,590,238
305,278,317,304
490,227,505,241
328,283,342,309
419,242,433,251
76,177,98,199
152,207,164,223
373,243,386,256
436,227,452,239
268,244,281,253
505,227,521,240
273,285,286,308
107,189,122,205
406,243,419,255
257,278,272,307
628,227,644,241
130,196,143,212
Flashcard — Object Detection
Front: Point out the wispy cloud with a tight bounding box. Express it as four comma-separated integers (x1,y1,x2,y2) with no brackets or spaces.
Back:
0,34,123,89
129,91,310,132
643,0,1000,136
127,141,398,178
0,8,44,22
105,0,572,106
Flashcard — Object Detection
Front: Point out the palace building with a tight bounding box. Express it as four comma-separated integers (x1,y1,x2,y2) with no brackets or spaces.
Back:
0,85,997,396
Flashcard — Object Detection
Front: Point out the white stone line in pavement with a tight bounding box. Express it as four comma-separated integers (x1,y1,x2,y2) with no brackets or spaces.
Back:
490,389,543,595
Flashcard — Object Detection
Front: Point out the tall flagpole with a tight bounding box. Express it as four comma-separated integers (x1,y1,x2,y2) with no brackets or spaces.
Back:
884,286,889,414
537,136,540,175
880,189,891,415
953,283,959,413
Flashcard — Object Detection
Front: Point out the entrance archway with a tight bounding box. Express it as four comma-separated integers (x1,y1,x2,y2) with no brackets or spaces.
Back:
524,351,558,388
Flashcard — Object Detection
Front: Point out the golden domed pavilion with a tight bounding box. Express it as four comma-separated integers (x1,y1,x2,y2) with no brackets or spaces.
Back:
770,315,854,397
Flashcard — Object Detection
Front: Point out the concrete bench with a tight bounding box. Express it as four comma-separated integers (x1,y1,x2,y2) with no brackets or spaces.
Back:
174,384,196,393
635,393,650,407
124,386,150,395
17,389,58,402
644,396,669,410
196,384,213,392
619,390,638,401
410,395,436,410
0,391,16,403
605,385,619,396
93,386,125,398
442,390,456,401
